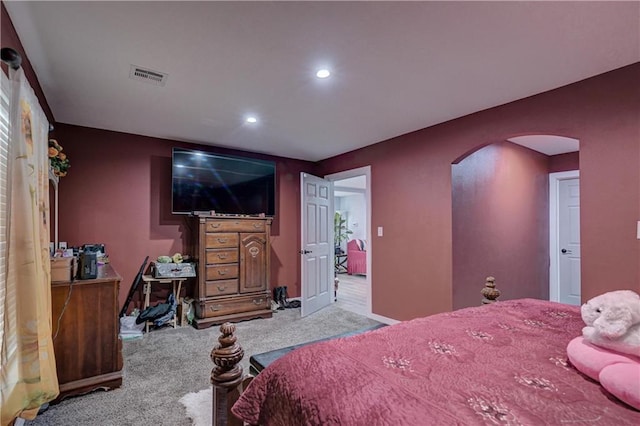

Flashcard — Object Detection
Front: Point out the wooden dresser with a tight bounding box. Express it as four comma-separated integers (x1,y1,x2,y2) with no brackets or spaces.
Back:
194,216,273,329
50,263,123,402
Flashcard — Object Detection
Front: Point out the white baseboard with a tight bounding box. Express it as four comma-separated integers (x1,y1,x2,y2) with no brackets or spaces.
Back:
367,312,400,325
292,295,398,325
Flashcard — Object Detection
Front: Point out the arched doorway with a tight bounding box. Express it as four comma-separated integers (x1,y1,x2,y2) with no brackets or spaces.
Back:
451,135,579,309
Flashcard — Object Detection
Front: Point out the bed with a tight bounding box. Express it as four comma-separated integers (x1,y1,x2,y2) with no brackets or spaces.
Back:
210,298,640,425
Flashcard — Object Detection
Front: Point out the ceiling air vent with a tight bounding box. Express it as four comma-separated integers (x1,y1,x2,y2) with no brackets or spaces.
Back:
129,65,168,87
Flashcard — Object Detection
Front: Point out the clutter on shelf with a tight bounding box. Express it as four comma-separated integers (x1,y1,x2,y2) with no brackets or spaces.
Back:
153,253,196,278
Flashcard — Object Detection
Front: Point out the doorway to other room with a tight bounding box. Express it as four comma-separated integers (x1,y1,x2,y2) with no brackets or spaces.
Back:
326,166,371,317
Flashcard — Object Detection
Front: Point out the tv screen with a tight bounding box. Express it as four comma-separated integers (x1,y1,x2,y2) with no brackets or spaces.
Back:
171,148,276,216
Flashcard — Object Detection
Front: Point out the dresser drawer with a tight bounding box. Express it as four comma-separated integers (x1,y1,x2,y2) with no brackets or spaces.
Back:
206,248,238,264
205,233,239,249
204,279,238,297
205,264,238,281
205,220,266,233
198,294,270,318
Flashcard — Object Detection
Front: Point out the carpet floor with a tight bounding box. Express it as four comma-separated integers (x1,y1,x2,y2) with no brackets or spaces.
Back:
25,304,379,425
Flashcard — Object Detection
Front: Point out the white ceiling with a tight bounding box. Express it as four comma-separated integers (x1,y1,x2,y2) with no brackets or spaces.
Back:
508,135,579,156
335,176,366,190
4,1,639,161
334,175,366,197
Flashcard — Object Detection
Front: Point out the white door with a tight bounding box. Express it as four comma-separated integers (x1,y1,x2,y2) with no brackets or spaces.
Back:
300,173,333,317
558,178,581,305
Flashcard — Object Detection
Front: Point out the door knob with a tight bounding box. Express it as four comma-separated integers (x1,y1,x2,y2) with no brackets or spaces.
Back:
299,249,312,254
561,248,572,254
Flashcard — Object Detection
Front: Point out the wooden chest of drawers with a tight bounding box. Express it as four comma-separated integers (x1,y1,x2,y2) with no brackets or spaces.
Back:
51,264,123,401
194,217,273,329
197,294,271,318
205,264,239,281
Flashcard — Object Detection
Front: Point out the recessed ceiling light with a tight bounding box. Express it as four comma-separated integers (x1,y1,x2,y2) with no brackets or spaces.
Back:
246,116,258,124
316,69,331,79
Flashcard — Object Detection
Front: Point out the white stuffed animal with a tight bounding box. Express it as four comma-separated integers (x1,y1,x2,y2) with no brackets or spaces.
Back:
581,290,640,357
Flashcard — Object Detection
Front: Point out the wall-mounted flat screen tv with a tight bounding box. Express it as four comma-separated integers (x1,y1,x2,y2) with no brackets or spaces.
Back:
172,148,276,216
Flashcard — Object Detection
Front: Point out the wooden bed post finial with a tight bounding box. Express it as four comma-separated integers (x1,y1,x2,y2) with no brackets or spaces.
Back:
481,276,501,304
211,322,244,426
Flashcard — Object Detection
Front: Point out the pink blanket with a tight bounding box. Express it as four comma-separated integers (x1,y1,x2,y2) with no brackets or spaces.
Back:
232,299,640,425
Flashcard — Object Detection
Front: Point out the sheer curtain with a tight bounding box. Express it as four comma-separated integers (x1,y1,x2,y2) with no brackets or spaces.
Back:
0,67,58,424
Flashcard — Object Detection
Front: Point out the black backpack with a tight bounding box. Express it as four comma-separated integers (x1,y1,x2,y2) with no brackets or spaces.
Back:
136,302,170,324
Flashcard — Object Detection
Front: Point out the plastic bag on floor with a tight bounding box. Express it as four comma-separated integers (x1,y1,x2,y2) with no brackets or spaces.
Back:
121,315,144,332
120,314,144,340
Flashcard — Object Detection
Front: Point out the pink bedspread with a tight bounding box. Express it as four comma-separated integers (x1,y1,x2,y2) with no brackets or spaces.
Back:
232,299,640,425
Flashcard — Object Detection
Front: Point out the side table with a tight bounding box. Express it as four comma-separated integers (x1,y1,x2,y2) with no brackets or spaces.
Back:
335,253,347,273
141,275,188,332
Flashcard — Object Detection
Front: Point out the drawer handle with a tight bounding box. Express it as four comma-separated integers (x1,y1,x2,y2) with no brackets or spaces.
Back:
217,254,228,259
218,269,228,276
210,223,221,228
217,238,228,243
209,304,223,312
253,223,261,229
253,298,265,305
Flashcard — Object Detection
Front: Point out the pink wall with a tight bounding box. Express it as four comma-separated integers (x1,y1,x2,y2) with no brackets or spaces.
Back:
54,124,316,310
549,152,579,173
319,63,640,320
452,141,550,310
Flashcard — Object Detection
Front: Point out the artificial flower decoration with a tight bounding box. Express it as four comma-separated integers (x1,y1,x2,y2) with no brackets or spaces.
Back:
48,139,70,177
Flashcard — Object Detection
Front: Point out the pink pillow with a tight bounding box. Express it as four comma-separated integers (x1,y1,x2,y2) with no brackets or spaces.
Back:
600,363,640,410
567,336,640,410
567,337,636,380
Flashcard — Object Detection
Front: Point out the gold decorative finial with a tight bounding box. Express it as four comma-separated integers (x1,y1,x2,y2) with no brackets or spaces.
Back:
481,276,501,304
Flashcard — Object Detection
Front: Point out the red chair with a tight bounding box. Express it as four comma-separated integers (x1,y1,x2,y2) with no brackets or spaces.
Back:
347,239,366,275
